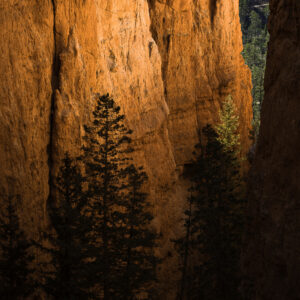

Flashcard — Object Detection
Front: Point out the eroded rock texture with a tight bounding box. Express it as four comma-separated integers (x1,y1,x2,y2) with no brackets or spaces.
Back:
0,1,54,236
242,1,300,299
0,1,252,297
148,0,253,164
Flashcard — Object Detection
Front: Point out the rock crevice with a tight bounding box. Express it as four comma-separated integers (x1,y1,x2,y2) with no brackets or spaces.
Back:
48,0,60,205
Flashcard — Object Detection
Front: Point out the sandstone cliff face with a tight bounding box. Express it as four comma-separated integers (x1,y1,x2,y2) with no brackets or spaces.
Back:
148,0,253,164
0,1,252,298
0,2,54,236
242,1,300,299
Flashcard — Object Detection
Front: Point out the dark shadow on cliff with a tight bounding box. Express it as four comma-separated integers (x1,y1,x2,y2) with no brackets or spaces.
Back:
210,0,217,25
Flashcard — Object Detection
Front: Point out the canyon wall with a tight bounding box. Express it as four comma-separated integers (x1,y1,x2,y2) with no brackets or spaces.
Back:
148,0,253,165
0,0,252,297
242,1,300,299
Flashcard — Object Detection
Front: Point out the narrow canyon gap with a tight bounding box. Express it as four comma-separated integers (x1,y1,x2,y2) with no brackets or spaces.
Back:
242,0,300,299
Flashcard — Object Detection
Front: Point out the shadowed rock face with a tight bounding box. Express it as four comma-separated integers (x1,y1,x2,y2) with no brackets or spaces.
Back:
0,1,251,297
210,0,218,23
242,1,300,299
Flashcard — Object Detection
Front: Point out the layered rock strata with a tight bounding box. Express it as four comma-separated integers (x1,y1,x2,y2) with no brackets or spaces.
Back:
0,1,252,297
242,1,300,299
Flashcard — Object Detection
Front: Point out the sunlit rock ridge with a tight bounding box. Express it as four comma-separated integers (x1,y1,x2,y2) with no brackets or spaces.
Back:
0,1,252,296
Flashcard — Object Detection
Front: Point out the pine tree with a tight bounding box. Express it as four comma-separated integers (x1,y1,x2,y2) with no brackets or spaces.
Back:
193,125,244,300
215,95,241,154
173,193,197,300
81,93,159,299
175,96,245,299
117,164,158,299
38,153,97,299
81,93,133,299
0,195,35,299
194,96,245,299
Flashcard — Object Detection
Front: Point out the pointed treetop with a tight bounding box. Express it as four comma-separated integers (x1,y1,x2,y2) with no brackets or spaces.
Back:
215,95,241,154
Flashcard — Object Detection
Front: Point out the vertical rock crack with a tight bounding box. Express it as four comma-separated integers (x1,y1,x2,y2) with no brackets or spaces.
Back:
48,0,60,204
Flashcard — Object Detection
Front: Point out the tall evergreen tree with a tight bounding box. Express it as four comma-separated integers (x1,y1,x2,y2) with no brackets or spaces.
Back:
0,195,35,299
175,96,245,299
81,93,158,299
117,164,158,299
80,93,132,299
193,125,244,300
38,153,97,299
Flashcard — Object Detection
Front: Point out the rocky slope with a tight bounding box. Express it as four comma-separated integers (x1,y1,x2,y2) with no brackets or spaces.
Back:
0,1,252,297
242,0,300,299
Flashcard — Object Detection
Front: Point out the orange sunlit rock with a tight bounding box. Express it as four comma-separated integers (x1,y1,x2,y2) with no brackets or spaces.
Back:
0,1,252,297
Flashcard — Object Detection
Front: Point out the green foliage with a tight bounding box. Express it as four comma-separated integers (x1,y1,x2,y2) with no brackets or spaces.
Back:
240,0,251,35
175,97,245,299
249,117,260,146
81,93,157,299
193,125,244,300
38,154,97,299
240,0,269,123
215,95,241,154
0,196,35,299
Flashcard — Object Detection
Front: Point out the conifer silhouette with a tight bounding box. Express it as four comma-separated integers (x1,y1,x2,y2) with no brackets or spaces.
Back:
81,93,158,299
38,153,97,299
0,195,35,299
117,164,158,299
175,96,245,299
